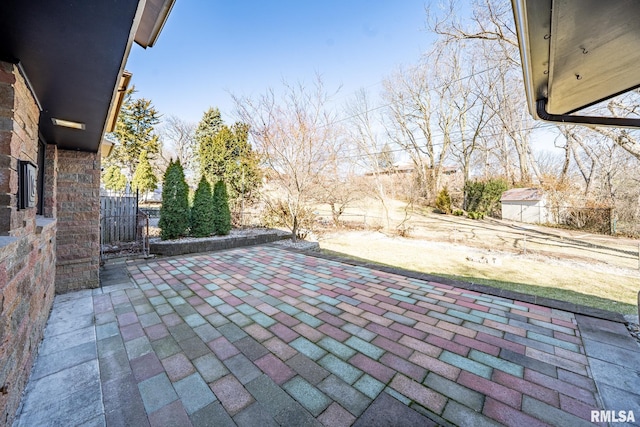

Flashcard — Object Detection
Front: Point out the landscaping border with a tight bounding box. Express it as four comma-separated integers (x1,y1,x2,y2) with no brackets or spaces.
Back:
150,229,290,256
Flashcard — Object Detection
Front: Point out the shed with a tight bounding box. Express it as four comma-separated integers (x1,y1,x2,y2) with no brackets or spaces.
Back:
500,188,553,224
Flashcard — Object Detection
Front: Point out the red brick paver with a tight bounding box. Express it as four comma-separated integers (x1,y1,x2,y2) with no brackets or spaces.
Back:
85,246,616,426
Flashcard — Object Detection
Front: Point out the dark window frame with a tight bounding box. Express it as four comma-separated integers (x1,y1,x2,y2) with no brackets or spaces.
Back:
36,138,45,214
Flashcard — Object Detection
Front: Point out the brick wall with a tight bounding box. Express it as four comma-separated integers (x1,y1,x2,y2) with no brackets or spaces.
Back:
43,144,57,218
0,61,57,426
0,221,56,426
0,62,39,237
55,149,101,292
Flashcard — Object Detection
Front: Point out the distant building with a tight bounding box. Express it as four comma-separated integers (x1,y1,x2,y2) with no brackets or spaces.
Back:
500,188,554,224
364,163,459,177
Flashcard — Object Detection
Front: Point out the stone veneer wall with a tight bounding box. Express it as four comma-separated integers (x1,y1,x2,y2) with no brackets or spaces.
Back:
43,144,57,218
0,61,57,426
55,150,101,292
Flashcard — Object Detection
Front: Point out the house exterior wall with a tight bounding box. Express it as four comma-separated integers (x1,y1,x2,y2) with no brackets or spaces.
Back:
0,61,57,426
43,144,57,218
55,149,101,292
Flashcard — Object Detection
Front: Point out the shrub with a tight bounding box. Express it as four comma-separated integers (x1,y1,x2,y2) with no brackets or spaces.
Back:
190,176,215,237
261,198,316,240
435,187,452,214
467,211,485,220
464,179,509,217
453,209,464,216
159,160,190,239
213,180,232,235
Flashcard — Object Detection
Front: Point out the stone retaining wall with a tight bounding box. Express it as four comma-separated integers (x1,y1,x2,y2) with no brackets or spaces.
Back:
150,230,290,257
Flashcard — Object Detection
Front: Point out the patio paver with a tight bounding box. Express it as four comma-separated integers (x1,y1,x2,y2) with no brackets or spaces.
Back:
12,246,640,426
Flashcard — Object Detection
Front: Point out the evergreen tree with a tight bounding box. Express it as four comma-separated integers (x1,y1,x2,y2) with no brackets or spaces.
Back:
376,143,395,171
131,150,158,201
195,107,224,174
212,180,232,235
224,122,262,204
110,87,161,177
200,125,231,183
435,187,452,214
103,165,127,192
190,176,214,237
196,108,261,207
159,160,190,239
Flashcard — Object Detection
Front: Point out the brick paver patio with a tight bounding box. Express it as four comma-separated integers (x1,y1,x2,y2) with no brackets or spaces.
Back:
14,245,640,426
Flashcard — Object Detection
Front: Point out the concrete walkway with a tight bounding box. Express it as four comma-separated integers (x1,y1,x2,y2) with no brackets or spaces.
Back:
13,245,640,426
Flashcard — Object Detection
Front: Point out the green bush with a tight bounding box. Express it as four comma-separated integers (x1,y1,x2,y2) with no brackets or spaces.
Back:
467,211,485,220
190,176,215,237
453,209,464,216
435,187,452,214
464,179,509,217
213,180,232,235
159,160,190,239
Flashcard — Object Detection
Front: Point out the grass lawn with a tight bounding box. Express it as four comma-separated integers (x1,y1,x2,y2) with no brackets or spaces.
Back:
319,231,639,315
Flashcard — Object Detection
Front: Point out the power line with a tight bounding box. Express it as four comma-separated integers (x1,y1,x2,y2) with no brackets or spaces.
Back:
331,122,560,162
326,65,499,128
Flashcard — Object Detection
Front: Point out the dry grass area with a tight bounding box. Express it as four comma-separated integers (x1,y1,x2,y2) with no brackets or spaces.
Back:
316,200,640,315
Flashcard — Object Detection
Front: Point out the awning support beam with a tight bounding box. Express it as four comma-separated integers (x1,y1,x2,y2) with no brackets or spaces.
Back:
536,99,640,129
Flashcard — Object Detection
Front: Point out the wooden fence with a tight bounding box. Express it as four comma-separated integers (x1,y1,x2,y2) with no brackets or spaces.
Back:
101,195,138,244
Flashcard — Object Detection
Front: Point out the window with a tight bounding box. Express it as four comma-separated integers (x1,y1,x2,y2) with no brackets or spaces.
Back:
18,160,37,210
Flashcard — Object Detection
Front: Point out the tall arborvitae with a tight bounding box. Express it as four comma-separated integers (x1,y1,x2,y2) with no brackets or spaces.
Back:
190,176,215,237
158,160,190,239
212,180,232,235
111,87,161,178
131,150,158,201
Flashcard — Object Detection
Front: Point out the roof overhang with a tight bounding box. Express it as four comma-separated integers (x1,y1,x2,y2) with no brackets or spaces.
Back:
135,0,177,48
0,0,175,152
106,71,134,134
512,0,640,128
101,138,115,160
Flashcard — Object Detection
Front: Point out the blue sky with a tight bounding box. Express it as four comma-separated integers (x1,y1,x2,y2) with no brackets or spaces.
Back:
126,0,433,124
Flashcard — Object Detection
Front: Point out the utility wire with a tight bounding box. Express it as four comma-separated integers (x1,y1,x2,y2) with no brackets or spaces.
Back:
329,122,561,162
326,65,499,128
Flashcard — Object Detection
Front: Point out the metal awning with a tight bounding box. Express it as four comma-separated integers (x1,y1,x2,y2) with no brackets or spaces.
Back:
512,0,640,127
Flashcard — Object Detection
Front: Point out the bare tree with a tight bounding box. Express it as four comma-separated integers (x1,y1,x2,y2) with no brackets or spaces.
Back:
428,0,541,184
591,93,640,160
345,89,394,229
427,0,520,66
430,42,496,183
383,61,456,203
489,65,541,184
159,115,197,184
314,154,363,227
557,127,599,197
233,76,342,241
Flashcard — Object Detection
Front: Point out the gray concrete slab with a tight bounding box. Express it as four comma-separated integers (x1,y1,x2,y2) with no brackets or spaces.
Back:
29,340,97,381
576,314,640,427
15,360,102,426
